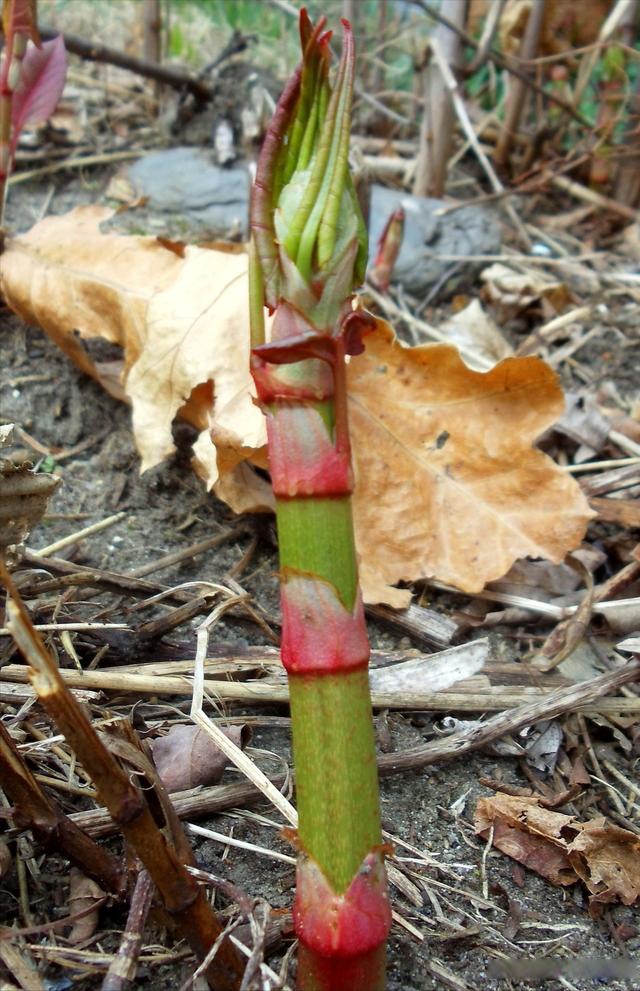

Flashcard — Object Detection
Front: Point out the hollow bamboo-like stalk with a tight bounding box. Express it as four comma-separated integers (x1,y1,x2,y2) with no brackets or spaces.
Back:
249,11,390,988
494,0,546,169
413,0,467,198
263,341,389,991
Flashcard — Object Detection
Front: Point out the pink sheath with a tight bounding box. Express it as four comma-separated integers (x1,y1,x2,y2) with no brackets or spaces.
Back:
280,575,369,674
266,407,350,497
251,358,333,404
271,299,318,341
293,848,391,957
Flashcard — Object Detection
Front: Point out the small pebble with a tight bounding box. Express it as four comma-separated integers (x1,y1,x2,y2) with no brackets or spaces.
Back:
531,242,553,257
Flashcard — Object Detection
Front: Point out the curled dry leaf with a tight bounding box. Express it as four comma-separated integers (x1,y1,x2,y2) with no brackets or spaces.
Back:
0,206,266,488
0,425,60,552
439,299,512,371
150,723,250,793
347,320,594,606
569,819,640,908
533,559,594,672
475,793,640,909
476,793,578,887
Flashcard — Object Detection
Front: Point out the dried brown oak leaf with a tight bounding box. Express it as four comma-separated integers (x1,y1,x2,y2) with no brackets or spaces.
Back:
475,794,640,908
475,793,579,887
0,206,266,490
0,210,592,606
347,320,593,606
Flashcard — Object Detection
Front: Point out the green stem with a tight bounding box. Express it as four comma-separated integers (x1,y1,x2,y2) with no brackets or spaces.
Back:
275,483,381,892
269,378,388,983
287,666,381,894
276,495,357,610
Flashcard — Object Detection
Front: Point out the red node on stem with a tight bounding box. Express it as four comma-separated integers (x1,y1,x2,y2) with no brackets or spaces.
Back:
293,847,391,956
253,305,376,371
280,574,369,674
266,406,351,498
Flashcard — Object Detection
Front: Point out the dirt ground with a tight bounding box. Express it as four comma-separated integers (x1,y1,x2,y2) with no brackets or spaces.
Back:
1,1,640,981
1,161,640,991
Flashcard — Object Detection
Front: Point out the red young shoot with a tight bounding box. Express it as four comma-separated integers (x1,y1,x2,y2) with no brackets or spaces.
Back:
0,0,66,235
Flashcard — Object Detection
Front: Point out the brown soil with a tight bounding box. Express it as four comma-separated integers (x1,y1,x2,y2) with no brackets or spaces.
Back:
1,8,640,984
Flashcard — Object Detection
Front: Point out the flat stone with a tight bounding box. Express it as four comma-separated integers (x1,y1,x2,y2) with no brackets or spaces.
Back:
126,147,250,239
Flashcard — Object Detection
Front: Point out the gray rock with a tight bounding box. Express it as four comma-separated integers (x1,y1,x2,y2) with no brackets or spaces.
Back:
120,155,501,287
126,147,250,239
367,185,501,300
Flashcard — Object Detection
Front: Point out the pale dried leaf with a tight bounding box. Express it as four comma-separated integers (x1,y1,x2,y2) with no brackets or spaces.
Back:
67,868,104,945
0,207,266,484
191,415,272,514
212,460,275,515
127,247,264,473
347,320,594,603
481,262,573,319
439,299,512,370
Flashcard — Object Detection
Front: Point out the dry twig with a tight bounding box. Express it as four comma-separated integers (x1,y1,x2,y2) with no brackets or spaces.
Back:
0,722,124,896
1,564,244,991
102,870,154,991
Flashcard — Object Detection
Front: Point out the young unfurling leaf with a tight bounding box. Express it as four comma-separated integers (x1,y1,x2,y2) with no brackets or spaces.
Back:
11,35,66,155
250,9,366,328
